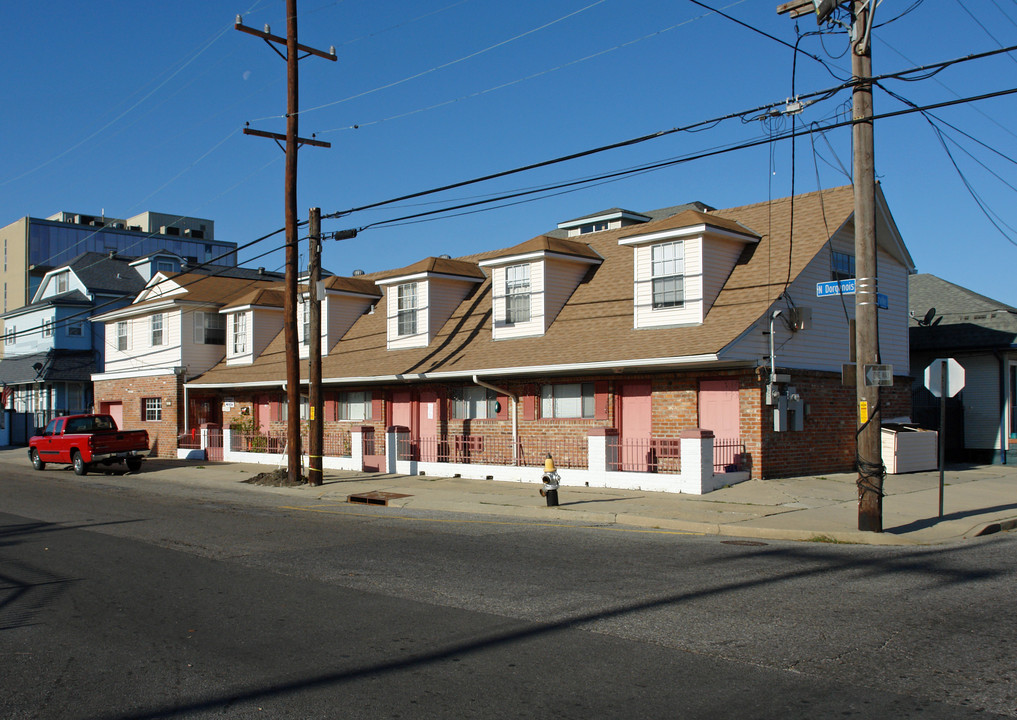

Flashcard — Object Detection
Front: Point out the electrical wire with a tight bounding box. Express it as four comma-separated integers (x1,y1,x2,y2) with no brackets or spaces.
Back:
338,85,1017,235
252,0,610,121
687,0,848,81
319,0,752,133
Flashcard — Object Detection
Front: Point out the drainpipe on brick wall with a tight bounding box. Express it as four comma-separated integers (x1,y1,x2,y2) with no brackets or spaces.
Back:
473,375,518,465
993,348,1007,465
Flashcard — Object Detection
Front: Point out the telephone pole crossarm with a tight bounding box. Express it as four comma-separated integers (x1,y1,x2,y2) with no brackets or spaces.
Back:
242,127,331,148
235,17,337,61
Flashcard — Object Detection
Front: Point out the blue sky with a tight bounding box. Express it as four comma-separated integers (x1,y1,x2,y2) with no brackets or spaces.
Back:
3,1,1016,307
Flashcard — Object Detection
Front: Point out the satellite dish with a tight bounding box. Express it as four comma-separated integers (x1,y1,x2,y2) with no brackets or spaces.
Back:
922,308,936,326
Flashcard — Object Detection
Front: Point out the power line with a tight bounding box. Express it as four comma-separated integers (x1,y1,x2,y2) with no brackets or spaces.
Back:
344,84,1017,233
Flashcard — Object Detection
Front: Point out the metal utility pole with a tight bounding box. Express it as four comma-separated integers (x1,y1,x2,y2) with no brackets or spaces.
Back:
308,207,323,487
777,0,882,531
236,3,335,485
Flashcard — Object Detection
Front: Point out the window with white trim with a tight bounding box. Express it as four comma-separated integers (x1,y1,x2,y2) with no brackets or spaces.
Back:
151,313,164,346
301,300,310,345
504,264,531,324
233,313,247,354
451,387,497,420
540,383,594,419
335,391,372,421
42,320,54,338
651,241,684,309
193,311,225,345
4,326,15,345
67,319,83,336
116,321,128,351
397,283,417,337
54,272,69,294
143,397,162,421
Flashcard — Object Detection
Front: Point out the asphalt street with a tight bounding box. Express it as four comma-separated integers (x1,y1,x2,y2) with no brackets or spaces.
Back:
2,464,1015,718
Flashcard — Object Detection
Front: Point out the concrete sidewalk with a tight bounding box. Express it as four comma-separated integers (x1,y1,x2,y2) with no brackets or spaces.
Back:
7,447,1017,545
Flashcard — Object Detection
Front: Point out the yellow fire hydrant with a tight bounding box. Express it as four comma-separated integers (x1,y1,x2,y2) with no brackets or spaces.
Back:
539,453,560,507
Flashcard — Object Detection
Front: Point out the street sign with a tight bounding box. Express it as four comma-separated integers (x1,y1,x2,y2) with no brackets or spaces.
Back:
816,279,854,297
864,364,893,387
815,280,888,308
924,358,965,398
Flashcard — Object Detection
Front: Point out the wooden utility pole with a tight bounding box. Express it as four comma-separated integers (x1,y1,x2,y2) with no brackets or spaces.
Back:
777,0,883,531
235,4,335,485
308,207,323,487
849,0,883,532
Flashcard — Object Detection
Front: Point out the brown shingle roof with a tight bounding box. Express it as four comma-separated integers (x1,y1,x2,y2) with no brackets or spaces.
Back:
483,235,602,263
189,186,857,387
373,256,485,282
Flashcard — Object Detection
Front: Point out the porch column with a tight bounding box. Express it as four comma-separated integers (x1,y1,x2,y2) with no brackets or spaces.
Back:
680,428,715,494
351,425,366,470
387,425,408,474
587,428,618,472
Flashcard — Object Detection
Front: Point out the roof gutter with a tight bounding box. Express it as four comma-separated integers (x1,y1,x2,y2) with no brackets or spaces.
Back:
473,375,519,465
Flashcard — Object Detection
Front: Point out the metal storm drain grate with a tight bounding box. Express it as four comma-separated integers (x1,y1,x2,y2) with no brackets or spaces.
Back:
347,491,410,507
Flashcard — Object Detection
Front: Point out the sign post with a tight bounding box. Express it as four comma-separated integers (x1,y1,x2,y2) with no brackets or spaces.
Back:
924,358,965,518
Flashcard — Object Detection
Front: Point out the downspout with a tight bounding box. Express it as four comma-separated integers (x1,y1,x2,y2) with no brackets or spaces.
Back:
769,310,783,380
473,375,518,465
993,348,1007,465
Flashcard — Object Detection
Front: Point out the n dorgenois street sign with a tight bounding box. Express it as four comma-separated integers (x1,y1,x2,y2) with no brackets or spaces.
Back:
924,358,965,398
815,279,889,309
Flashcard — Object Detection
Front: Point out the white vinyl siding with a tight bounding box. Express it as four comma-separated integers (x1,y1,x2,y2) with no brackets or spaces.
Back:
493,261,544,339
325,295,375,352
724,231,911,375
387,281,427,349
386,276,477,350
633,238,703,328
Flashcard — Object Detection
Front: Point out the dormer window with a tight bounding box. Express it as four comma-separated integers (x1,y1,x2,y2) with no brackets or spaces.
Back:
651,241,685,309
397,283,418,337
233,313,248,354
504,264,531,324
579,221,609,235
55,272,69,294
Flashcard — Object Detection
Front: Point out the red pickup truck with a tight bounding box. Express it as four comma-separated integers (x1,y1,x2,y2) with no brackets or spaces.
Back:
29,414,150,475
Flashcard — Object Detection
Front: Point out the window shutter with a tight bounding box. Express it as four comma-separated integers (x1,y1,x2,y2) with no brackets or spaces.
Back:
595,382,610,420
523,390,536,421
324,392,337,422
270,399,281,422
496,395,509,421
371,394,384,423
193,312,203,344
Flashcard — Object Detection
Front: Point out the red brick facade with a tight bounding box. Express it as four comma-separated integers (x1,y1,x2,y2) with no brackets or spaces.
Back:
194,369,913,479
93,374,184,458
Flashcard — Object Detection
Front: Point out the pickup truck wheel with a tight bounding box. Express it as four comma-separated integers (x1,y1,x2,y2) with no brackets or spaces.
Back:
126,458,142,472
72,451,88,476
31,449,45,471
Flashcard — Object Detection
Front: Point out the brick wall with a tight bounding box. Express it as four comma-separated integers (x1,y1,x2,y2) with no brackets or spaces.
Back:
183,369,911,479
93,375,183,457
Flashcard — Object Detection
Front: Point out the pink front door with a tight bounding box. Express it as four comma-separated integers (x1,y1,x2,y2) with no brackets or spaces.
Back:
620,382,652,471
100,401,123,430
417,390,438,460
699,379,740,440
